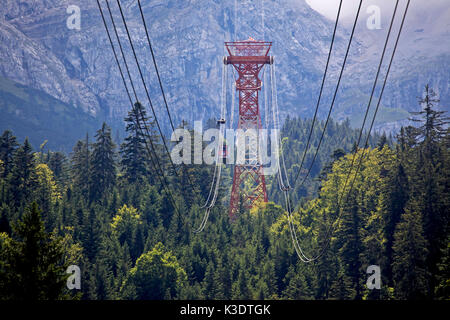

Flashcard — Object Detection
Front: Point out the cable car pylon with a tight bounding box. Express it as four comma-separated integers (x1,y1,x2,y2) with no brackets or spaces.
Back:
225,39,271,219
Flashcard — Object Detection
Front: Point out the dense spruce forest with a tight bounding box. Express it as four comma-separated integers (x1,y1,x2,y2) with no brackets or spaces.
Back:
0,87,448,300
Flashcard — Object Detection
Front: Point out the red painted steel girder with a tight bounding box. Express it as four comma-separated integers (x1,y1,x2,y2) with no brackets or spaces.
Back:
226,39,271,219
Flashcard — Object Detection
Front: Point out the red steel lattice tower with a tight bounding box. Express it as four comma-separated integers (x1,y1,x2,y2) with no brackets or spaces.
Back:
225,39,272,219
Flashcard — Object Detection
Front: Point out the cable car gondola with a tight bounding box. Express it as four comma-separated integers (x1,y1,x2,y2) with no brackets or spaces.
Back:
219,140,228,164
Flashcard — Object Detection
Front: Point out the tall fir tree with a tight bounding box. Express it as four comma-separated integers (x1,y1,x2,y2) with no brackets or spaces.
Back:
120,102,153,184
408,85,449,297
392,200,429,299
332,193,363,300
90,123,116,202
381,159,409,286
71,135,91,200
9,138,37,209
48,151,69,186
0,203,67,300
0,130,19,179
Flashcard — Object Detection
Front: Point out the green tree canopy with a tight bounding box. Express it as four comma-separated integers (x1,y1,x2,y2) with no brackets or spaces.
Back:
0,202,67,300
121,242,186,300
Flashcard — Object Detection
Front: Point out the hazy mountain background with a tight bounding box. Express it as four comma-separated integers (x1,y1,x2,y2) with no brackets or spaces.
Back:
0,0,448,151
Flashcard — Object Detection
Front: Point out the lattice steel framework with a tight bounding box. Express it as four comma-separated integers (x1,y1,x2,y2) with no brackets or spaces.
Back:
225,39,272,219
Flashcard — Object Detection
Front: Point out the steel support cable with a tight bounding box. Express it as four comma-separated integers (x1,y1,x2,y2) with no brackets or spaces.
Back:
280,0,363,262
204,77,227,207
325,0,401,225
271,62,310,262
102,0,168,191
222,61,228,121
230,67,236,194
194,135,224,233
304,0,409,262
285,0,408,263
292,0,343,186
138,0,228,223
201,62,232,209
293,0,363,192
104,0,171,192
254,66,266,174
200,160,219,209
137,0,175,130
195,155,220,229
102,0,182,222
98,0,182,221
344,0,410,218
106,0,177,202
274,65,289,188
193,110,226,232
115,0,181,181
104,0,138,101
194,120,226,233
97,0,133,105
284,190,311,262
264,66,269,129
230,68,237,130
270,65,284,191
133,107,185,224
270,61,290,191
270,62,285,190
137,0,201,199
272,62,291,190
193,64,228,232
200,63,227,209
210,64,228,203
124,0,231,230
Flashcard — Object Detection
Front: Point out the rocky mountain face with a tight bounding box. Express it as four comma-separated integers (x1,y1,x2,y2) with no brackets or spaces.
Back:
337,0,450,132
0,0,448,143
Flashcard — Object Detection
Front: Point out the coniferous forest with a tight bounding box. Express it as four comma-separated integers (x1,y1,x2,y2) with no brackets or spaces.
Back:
0,86,448,301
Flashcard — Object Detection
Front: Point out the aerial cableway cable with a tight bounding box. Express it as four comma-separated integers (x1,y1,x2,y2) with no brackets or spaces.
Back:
101,0,229,231
105,0,173,191
199,47,234,213
137,0,201,198
193,63,228,233
128,0,223,223
293,0,363,192
269,61,286,191
97,0,183,221
270,61,291,192
280,0,364,262
343,0,411,219
97,0,132,104
200,63,228,210
104,0,173,196
273,0,341,195
264,67,269,129
137,0,175,131
285,0,391,262
115,0,182,183
291,0,343,187
116,0,207,226
284,0,409,262
99,0,182,221
322,0,402,237
230,68,237,130
310,0,409,262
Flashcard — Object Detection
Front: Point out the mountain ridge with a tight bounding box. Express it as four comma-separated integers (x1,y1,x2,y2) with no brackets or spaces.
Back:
0,0,448,145
0,75,100,152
